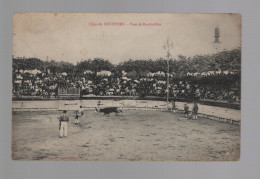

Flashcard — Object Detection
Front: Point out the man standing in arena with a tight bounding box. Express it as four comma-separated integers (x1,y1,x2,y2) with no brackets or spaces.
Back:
184,104,189,118
192,102,199,120
58,110,69,138
75,106,84,125
172,100,176,113
97,100,102,111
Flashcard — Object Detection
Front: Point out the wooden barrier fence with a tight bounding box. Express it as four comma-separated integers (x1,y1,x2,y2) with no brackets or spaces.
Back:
13,101,240,125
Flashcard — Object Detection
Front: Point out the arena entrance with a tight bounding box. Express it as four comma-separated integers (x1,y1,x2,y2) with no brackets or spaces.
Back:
58,88,80,100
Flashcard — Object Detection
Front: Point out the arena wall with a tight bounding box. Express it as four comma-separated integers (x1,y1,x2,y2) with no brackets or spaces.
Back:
12,99,241,125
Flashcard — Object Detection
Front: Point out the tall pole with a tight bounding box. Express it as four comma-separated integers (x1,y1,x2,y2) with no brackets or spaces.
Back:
44,56,48,73
163,37,173,111
167,58,169,110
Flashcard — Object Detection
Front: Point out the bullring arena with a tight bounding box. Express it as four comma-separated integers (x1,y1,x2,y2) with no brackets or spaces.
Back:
12,99,240,161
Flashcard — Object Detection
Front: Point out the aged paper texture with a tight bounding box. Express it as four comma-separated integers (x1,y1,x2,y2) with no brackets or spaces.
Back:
12,13,241,161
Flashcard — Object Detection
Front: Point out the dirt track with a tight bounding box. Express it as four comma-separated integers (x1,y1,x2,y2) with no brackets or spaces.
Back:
12,110,240,161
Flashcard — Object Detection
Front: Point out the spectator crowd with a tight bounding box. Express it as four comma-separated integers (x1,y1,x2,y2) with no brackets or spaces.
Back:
12,68,240,103
13,48,241,103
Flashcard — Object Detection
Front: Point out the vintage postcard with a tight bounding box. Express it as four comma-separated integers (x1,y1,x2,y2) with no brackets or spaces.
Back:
12,13,241,161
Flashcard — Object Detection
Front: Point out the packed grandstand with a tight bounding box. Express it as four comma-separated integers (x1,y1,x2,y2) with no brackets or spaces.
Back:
12,48,241,103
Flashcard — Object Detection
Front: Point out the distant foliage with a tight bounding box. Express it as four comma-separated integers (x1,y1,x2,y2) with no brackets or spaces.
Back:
76,58,114,75
13,48,241,75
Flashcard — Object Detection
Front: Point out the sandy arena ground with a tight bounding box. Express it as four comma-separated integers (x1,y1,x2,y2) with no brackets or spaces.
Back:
12,110,240,161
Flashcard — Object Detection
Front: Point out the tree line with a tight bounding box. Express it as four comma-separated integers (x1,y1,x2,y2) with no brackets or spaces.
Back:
13,47,241,77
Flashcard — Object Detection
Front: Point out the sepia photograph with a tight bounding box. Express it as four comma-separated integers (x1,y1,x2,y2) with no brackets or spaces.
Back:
12,13,241,161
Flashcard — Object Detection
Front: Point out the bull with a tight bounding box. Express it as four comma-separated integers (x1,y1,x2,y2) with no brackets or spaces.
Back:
95,107,123,115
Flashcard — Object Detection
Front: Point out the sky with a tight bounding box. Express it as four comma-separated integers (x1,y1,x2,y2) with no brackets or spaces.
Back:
13,13,241,64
